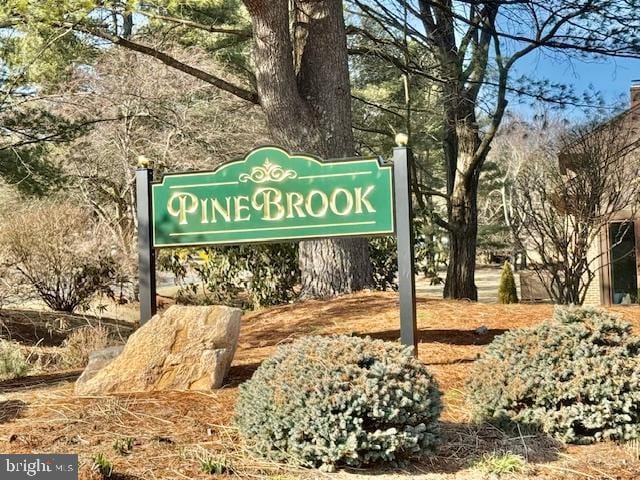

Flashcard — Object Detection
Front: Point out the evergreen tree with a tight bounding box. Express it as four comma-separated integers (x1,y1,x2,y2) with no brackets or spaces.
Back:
1,0,372,298
497,261,518,304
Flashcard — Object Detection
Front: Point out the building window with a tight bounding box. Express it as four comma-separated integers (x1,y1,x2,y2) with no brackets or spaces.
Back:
609,221,638,304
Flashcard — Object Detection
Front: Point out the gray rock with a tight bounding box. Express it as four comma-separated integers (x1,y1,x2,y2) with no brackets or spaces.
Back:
75,345,124,389
75,305,242,395
474,325,489,335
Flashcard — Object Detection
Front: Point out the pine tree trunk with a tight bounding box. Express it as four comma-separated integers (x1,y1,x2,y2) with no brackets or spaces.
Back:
244,0,372,298
444,190,479,301
299,238,372,296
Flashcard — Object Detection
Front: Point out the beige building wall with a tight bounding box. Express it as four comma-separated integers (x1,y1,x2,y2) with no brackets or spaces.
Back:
517,83,640,306
583,233,604,305
563,83,640,306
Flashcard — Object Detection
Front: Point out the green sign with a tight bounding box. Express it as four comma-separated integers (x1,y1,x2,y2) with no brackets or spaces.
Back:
151,147,395,247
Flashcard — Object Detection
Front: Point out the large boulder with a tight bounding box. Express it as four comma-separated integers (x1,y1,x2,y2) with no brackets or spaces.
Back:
75,345,124,389
75,305,242,395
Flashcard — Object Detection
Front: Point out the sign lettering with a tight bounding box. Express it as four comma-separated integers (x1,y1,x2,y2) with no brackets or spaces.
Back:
151,147,394,247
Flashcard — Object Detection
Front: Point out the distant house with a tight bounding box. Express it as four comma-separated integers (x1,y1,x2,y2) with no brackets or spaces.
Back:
564,83,640,305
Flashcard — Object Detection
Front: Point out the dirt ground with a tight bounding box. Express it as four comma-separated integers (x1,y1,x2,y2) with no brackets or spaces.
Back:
1,293,640,479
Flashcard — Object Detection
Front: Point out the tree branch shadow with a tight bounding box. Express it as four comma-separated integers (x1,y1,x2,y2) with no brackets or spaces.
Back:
361,328,507,346
0,371,82,393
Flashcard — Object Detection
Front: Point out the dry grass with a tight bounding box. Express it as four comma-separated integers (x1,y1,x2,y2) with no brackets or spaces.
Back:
0,308,134,346
61,324,112,369
1,292,640,479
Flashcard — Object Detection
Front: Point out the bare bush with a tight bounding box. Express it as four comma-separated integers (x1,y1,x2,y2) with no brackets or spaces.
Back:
0,259,32,309
512,116,640,304
0,201,119,313
45,48,268,277
61,324,111,368
482,114,566,263
0,186,24,309
0,264,12,310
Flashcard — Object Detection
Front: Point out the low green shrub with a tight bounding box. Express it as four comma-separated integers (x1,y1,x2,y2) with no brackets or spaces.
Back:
368,214,447,291
368,237,398,291
473,452,526,475
0,340,30,380
235,335,442,471
467,307,640,444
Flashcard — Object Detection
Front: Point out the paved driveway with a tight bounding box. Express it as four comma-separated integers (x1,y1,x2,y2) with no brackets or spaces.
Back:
416,266,522,304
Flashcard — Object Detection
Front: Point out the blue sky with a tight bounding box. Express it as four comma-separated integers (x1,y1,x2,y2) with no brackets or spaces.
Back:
507,49,640,118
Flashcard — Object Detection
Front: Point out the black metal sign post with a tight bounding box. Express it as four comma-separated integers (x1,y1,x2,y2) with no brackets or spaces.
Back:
393,145,418,352
136,161,157,324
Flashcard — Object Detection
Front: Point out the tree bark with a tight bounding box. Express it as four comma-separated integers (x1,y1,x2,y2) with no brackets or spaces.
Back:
245,0,372,297
413,2,500,301
444,166,480,300
441,97,483,300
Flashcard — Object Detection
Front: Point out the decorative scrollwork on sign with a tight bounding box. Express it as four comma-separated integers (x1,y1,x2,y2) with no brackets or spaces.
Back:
239,159,297,183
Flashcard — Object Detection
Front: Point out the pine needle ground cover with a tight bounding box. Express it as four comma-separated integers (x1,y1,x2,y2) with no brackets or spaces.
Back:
0,293,639,478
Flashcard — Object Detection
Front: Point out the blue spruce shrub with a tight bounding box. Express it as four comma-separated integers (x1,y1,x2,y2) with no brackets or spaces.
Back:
467,307,640,444
235,335,442,471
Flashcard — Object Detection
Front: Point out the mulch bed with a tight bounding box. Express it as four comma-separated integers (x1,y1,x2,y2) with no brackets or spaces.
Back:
0,293,639,479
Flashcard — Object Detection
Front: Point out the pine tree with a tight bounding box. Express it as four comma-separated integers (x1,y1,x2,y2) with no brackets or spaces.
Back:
498,261,519,304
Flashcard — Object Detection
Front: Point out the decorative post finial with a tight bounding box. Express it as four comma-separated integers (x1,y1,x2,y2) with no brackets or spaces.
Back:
395,133,409,147
137,155,152,169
